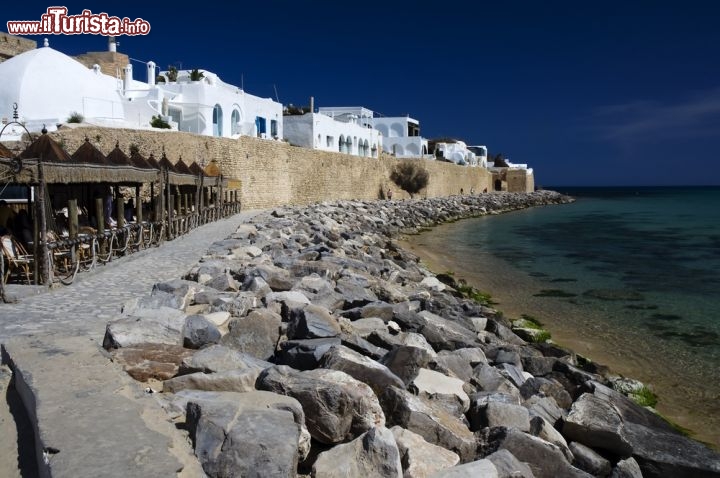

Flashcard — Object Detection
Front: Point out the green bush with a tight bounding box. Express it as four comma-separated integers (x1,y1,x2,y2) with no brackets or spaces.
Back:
150,115,171,129
630,386,658,408
390,162,429,198
67,112,84,123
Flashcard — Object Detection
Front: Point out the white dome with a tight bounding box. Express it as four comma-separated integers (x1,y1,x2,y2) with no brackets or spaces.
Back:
0,46,125,127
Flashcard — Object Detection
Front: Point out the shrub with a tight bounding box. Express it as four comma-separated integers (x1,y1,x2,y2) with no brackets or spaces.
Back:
390,161,429,198
167,66,178,82
150,115,171,129
129,143,140,155
189,68,204,81
630,386,658,408
67,112,84,123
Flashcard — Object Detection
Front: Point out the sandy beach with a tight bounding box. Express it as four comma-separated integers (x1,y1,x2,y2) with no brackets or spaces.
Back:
400,233,720,450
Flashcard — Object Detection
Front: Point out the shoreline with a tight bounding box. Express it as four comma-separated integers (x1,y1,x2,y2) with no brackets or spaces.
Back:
399,211,720,450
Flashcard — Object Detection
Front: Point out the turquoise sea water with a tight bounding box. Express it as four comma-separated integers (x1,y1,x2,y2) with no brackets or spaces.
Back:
405,187,720,445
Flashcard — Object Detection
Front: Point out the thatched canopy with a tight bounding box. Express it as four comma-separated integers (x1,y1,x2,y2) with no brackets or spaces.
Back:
188,161,203,175
129,150,154,170
19,133,71,162
71,138,110,166
175,157,192,175
146,153,161,169
158,152,176,172
105,142,130,167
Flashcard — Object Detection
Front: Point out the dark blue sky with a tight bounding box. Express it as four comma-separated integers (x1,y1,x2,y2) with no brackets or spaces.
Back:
5,1,720,186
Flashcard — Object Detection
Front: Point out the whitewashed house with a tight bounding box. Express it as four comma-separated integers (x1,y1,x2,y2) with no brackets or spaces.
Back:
284,105,381,157
467,145,488,167
371,115,428,158
434,140,477,166
0,39,282,141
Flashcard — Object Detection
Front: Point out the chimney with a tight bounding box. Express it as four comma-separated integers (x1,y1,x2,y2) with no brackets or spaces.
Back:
310,96,314,114
123,64,133,93
147,61,156,86
108,36,117,52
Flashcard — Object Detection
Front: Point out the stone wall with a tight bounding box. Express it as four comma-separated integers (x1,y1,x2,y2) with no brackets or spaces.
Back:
73,51,130,78
507,169,535,193
50,125,495,209
0,33,36,63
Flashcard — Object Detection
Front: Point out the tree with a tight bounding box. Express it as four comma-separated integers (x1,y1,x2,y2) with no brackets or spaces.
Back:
150,115,171,129
390,161,429,198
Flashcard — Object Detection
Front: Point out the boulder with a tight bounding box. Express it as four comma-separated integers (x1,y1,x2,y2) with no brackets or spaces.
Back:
485,449,535,478
179,344,273,375
569,441,611,477
482,427,592,478
320,345,404,395
162,369,259,394
335,278,379,308
380,386,476,462
312,427,403,478
520,377,573,409
562,393,633,457
341,333,389,360
287,304,342,339
257,365,385,444
471,363,521,398
151,278,204,310
610,458,643,478
111,343,194,382
183,315,222,349
186,391,305,477
380,345,433,385
409,368,470,415
528,416,572,462
276,337,342,370
345,317,388,338
103,306,186,349
390,426,460,478
220,309,281,360
468,400,530,433
524,395,565,426
427,460,498,478
415,311,479,351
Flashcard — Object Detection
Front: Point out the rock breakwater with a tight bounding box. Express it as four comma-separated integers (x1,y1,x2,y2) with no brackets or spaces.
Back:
103,191,720,477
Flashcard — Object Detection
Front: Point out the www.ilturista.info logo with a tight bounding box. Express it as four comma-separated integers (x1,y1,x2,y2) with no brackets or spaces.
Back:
6,7,151,36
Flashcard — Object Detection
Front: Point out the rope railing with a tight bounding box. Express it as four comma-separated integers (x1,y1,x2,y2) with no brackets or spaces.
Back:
30,200,242,286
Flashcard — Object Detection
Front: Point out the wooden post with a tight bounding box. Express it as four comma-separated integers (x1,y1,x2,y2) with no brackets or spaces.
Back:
95,198,105,233
175,194,182,234
116,198,125,229
135,188,142,224
68,199,78,263
150,181,155,221
37,155,49,285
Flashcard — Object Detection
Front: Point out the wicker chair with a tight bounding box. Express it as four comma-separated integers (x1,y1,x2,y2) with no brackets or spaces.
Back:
1,235,33,284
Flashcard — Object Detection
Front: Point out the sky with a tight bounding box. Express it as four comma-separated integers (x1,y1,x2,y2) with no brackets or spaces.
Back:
3,1,720,186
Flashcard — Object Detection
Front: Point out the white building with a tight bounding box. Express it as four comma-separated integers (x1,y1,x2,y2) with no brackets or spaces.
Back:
0,39,282,142
316,107,428,158
434,140,477,166
284,107,381,157
467,145,488,167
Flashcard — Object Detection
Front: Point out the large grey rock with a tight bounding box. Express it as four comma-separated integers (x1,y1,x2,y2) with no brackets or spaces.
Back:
320,345,404,395
346,317,388,338
409,368,470,415
485,449,535,478
151,278,204,310
483,427,592,478
562,393,633,457
103,306,186,349
610,458,643,478
433,348,487,382
287,304,342,339
390,426,460,478
524,395,565,426
471,363,521,398
265,290,311,306
276,337,342,370
380,345,433,385
336,278,379,308
528,416,572,461
623,421,720,478
183,315,222,349
220,308,281,360
341,333,389,360
427,460,498,478
111,343,194,382
312,427,403,478
205,269,240,292
179,344,273,375
380,386,476,462
469,401,530,432
415,310,479,351
519,377,572,409
342,301,396,322
162,369,259,394
186,391,305,477
257,365,385,444
569,441,612,477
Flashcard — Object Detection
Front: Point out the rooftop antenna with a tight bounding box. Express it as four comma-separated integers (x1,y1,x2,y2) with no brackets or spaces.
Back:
241,74,244,91
273,84,280,103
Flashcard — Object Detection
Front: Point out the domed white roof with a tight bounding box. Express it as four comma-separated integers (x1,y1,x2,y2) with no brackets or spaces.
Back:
0,46,124,126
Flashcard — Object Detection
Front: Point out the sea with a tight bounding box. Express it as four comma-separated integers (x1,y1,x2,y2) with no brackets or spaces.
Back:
401,186,720,448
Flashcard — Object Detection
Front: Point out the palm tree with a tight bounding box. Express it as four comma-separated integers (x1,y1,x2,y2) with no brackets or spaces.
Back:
189,68,204,81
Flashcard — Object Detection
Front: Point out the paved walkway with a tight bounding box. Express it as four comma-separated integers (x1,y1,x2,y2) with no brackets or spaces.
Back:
0,210,260,343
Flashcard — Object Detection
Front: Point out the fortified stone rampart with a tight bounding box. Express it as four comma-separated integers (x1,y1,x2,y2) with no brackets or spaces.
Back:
47,126,517,209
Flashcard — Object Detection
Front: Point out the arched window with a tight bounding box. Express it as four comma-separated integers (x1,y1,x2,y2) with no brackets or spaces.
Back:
213,104,223,137
231,109,241,135
346,136,353,154
339,135,345,153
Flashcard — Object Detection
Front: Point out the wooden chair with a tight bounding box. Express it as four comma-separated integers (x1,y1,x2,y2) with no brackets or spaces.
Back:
1,235,33,284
